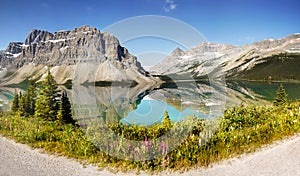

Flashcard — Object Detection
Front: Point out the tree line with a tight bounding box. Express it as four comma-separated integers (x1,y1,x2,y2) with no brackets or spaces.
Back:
11,70,76,125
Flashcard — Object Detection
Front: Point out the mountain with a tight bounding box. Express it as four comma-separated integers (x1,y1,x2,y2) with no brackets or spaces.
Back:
0,26,156,85
150,34,300,81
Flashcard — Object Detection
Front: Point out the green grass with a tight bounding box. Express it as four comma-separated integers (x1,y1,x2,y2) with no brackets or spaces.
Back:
0,114,101,161
0,101,299,173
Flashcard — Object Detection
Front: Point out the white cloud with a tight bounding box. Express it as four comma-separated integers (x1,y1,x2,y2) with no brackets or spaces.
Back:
164,0,177,12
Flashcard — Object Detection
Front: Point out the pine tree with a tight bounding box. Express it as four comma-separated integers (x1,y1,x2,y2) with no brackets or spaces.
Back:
57,103,64,125
273,84,288,106
27,79,37,115
35,70,60,120
18,93,28,116
13,79,37,117
11,90,19,112
58,91,75,125
162,111,172,128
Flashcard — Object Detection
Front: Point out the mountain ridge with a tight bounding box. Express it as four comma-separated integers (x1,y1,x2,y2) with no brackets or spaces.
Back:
1,28,299,85
0,26,157,86
150,34,300,81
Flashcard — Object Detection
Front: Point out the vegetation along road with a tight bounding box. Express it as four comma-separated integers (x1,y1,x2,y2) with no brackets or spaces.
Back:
1,134,300,176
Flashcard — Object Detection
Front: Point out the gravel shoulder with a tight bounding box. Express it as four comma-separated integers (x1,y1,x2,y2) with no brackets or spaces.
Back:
181,133,300,176
0,136,105,176
1,134,300,176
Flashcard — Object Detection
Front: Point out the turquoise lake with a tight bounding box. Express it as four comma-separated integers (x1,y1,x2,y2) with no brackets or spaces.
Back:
1,81,300,126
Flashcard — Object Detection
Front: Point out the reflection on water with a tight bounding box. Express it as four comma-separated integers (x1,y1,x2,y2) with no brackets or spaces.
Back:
70,81,300,127
120,99,208,126
71,79,225,127
1,82,300,126
0,88,20,112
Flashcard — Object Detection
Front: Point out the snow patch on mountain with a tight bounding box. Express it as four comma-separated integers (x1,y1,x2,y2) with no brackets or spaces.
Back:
150,34,300,79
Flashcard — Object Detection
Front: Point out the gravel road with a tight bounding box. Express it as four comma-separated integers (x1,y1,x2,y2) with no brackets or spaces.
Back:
182,134,300,176
0,136,103,176
0,134,299,176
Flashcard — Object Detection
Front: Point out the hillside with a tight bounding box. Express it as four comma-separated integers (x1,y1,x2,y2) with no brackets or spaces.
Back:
150,34,300,81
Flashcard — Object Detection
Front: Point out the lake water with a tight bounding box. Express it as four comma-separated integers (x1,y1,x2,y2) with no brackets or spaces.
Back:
70,81,300,127
1,81,300,126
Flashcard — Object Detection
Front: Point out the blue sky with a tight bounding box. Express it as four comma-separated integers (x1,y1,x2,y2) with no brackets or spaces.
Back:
1,0,299,66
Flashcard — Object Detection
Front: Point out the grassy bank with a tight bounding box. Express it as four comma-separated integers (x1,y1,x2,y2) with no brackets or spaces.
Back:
0,101,299,173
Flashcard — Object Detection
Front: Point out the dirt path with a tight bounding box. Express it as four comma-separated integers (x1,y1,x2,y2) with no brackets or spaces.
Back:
1,134,300,176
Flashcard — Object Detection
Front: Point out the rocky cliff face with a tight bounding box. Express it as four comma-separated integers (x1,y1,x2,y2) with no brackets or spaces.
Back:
150,34,300,80
0,26,155,85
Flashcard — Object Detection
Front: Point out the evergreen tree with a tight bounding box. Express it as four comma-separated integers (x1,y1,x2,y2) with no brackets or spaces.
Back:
58,91,75,125
273,84,288,106
11,90,19,112
27,79,37,115
162,111,172,128
57,103,64,125
18,93,28,116
13,79,37,117
35,70,60,120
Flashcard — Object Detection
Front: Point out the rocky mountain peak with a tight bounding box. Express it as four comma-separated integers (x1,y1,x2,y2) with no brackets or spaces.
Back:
74,25,97,32
5,42,23,54
191,42,236,54
0,26,140,69
150,33,300,78
169,47,184,57
0,26,156,85
253,34,300,50
24,29,54,45
286,33,300,40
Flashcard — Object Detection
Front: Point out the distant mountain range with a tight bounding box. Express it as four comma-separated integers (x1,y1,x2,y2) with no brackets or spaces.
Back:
1,26,299,86
0,26,156,85
150,34,300,81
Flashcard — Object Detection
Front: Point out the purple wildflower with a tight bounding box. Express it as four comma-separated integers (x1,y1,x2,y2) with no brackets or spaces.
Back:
147,141,152,149
162,161,166,168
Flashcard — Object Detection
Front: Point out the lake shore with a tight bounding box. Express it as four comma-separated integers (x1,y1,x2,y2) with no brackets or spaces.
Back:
1,133,299,176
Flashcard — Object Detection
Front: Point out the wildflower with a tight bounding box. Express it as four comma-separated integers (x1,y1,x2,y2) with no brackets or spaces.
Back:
161,141,165,148
164,144,169,155
161,160,166,168
161,141,169,155
147,141,152,149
